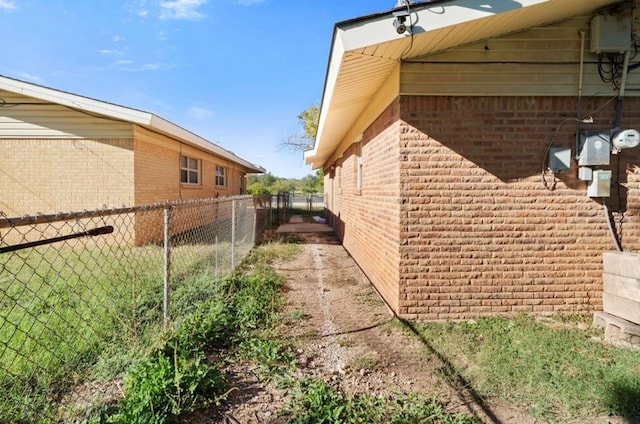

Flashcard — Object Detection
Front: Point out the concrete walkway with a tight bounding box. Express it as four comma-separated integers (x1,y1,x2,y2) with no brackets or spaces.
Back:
275,215,334,234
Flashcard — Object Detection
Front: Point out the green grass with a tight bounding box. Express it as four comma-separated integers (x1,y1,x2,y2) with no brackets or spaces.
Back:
413,314,640,422
10,237,635,424
0,241,237,423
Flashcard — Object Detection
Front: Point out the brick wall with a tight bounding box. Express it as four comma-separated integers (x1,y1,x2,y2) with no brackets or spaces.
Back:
134,126,246,205
398,95,640,319
0,138,134,216
325,95,640,319
326,100,402,311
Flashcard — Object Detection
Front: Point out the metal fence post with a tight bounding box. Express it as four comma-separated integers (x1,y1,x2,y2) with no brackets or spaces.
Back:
252,201,257,245
231,199,236,269
163,207,171,328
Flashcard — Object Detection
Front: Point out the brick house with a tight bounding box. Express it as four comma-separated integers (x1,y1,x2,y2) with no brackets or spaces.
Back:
0,75,264,217
305,0,640,319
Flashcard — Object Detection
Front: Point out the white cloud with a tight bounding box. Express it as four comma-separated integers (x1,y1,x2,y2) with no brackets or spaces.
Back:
236,0,266,5
14,72,43,84
104,60,179,72
124,0,150,19
0,0,16,10
160,0,207,20
188,106,214,120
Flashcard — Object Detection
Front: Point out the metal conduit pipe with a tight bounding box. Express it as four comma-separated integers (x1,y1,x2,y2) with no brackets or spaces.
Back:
603,198,623,252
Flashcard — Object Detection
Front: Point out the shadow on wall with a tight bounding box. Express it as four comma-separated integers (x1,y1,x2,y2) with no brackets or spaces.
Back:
402,96,640,215
325,210,345,244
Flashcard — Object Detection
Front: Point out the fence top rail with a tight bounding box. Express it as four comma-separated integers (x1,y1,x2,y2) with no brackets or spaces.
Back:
0,195,256,229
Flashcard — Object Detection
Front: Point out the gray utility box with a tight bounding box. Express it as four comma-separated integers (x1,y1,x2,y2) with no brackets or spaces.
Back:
590,14,631,54
578,131,610,166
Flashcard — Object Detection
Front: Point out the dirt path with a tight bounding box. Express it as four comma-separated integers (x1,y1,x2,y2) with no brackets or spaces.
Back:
202,231,535,423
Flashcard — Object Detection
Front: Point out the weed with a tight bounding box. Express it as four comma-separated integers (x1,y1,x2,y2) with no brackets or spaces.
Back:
238,335,297,376
108,347,226,424
288,308,305,321
354,290,385,307
348,351,379,372
281,378,478,423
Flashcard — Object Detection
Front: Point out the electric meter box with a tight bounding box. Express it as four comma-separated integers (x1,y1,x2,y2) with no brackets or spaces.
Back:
612,129,640,151
587,169,612,197
590,14,631,53
577,131,611,166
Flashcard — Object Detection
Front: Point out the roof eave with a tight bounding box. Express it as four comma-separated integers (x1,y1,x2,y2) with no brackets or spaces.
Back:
305,0,626,169
147,116,265,173
0,74,265,174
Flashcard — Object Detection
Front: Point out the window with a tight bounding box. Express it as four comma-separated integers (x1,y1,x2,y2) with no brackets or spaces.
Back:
215,165,226,186
180,155,200,184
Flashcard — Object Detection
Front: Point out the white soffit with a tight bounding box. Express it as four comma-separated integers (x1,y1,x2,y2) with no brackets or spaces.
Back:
305,0,624,168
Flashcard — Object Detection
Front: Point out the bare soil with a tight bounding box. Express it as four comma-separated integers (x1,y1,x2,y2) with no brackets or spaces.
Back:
192,231,538,424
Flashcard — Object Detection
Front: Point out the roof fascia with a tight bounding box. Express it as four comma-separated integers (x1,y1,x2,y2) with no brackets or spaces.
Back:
148,116,266,173
337,0,551,52
305,0,593,169
0,74,265,174
304,28,347,164
0,75,152,125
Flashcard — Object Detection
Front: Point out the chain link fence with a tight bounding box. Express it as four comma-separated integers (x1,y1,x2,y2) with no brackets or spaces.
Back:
0,195,272,422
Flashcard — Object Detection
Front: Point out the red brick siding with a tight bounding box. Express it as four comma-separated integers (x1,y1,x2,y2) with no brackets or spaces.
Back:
326,101,402,311
398,95,640,319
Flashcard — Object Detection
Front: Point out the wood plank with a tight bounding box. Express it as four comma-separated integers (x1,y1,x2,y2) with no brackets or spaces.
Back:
603,273,640,302
603,292,640,325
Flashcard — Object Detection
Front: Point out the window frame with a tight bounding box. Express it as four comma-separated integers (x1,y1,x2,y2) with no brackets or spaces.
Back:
180,155,201,185
215,165,227,187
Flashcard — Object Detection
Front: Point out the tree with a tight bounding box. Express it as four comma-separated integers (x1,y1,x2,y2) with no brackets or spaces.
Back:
282,104,319,153
271,179,296,194
248,172,277,188
299,169,324,195
246,182,269,195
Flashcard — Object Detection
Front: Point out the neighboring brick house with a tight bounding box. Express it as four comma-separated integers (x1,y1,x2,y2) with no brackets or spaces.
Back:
0,75,264,217
305,0,640,319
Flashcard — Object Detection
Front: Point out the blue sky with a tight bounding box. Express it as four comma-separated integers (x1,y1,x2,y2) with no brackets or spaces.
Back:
0,0,398,178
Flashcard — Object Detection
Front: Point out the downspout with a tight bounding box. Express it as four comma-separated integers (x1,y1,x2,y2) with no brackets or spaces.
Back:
575,30,587,162
615,49,631,128
577,30,586,124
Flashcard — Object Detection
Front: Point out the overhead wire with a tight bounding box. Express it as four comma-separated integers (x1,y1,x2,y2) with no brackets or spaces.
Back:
399,1,415,59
